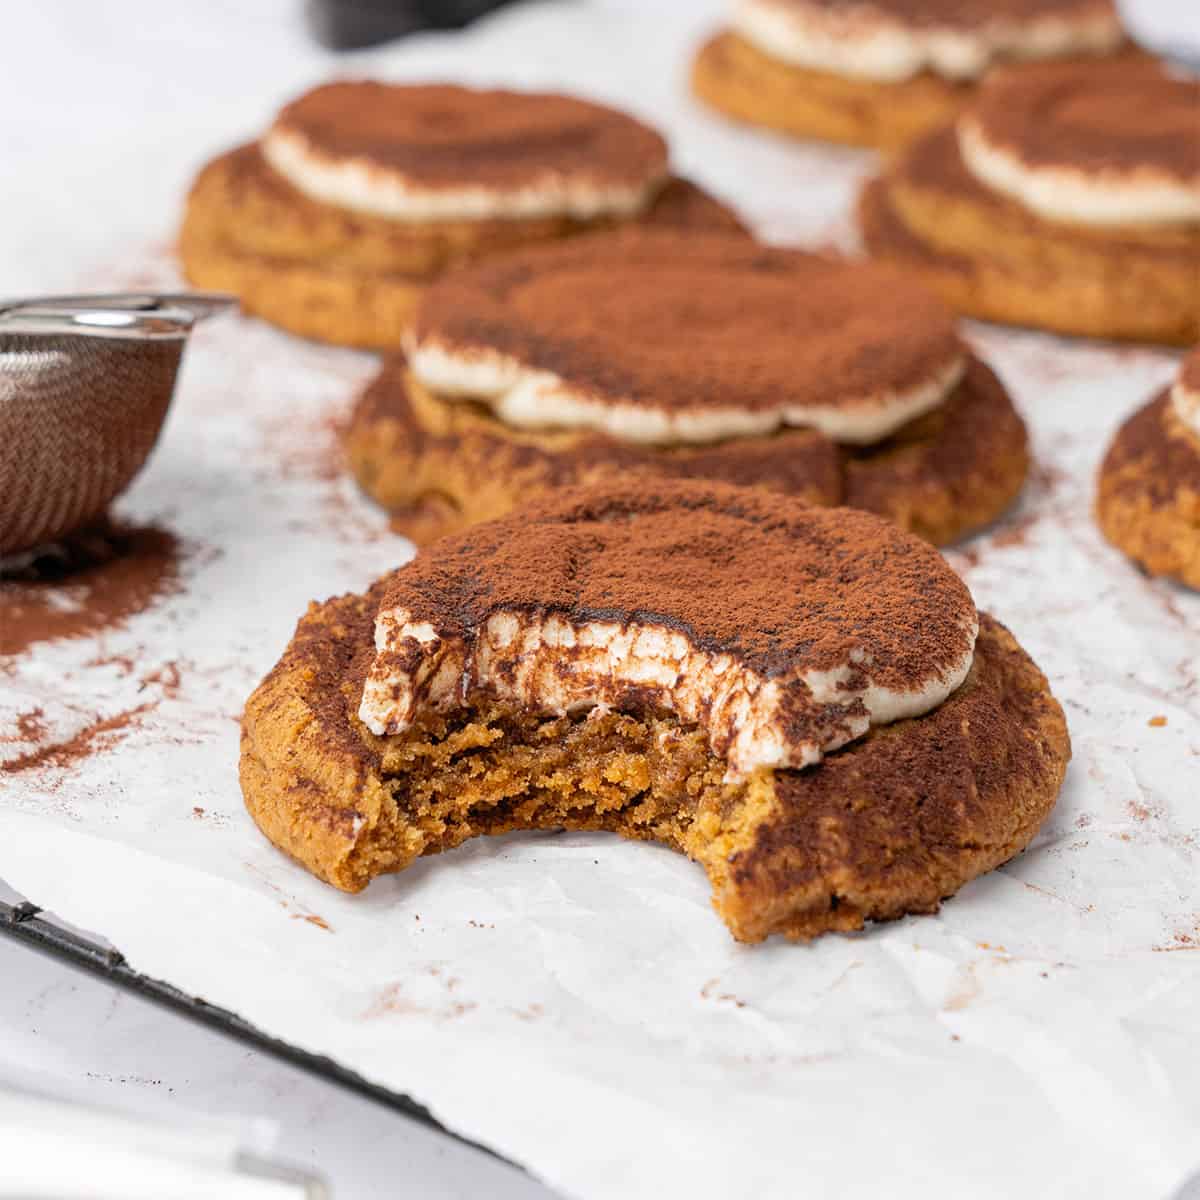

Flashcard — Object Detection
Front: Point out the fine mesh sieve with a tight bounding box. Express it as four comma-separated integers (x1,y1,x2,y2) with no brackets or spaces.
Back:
0,293,232,557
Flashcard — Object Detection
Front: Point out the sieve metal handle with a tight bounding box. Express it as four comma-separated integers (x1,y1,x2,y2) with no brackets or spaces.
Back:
0,292,234,340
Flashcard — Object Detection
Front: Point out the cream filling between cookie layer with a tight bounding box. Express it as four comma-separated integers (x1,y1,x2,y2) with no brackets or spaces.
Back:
261,127,665,222
407,336,966,445
731,0,1123,82
958,118,1200,226
1171,379,1200,439
358,608,979,779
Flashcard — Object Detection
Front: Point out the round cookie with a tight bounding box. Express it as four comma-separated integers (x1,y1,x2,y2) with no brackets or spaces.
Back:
240,480,1070,942
347,355,1027,547
345,362,843,544
1096,351,1200,588
861,58,1200,344
180,83,746,349
345,231,1028,545
692,30,968,152
691,0,1126,151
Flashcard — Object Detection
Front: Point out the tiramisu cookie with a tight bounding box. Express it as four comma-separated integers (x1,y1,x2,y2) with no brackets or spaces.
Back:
180,82,745,348
861,58,1200,344
691,0,1126,151
240,481,1070,942
1096,349,1200,588
345,231,1028,545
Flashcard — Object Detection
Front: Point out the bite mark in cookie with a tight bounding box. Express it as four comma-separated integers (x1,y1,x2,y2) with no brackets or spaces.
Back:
240,481,1069,941
359,483,978,776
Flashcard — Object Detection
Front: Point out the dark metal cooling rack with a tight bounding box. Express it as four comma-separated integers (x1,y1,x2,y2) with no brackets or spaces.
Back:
0,896,500,1162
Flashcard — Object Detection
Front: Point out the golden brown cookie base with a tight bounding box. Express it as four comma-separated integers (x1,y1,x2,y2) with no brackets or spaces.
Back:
691,31,967,151
859,128,1200,346
239,592,1069,943
179,143,747,348
1096,390,1200,588
179,219,427,349
344,356,1028,546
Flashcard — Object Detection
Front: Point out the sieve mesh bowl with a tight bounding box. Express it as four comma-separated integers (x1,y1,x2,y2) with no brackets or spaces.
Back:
0,294,232,558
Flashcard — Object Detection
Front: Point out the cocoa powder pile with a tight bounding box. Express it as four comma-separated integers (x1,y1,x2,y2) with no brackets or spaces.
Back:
0,521,181,658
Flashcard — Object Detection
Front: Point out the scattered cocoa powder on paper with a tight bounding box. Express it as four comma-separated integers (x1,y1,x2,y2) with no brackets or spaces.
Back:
0,521,182,657
0,702,156,775
2,707,47,744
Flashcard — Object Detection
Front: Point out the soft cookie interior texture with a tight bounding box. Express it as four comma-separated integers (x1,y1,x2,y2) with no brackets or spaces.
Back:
240,483,1070,941
357,486,979,776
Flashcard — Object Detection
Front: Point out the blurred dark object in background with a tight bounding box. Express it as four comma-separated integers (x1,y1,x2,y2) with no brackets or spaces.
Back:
306,0,531,49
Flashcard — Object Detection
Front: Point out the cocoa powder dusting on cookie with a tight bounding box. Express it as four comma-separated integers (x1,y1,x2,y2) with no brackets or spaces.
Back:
284,584,386,775
0,522,181,657
840,356,1029,541
378,479,976,695
783,0,1116,32
1101,390,1200,509
270,82,668,192
1179,348,1200,397
734,615,1060,892
887,126,1187,259
414,231,963,418
966,58,1198,180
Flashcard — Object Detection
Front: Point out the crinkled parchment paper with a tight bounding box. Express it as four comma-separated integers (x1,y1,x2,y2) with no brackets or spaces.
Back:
2,3,1198,1197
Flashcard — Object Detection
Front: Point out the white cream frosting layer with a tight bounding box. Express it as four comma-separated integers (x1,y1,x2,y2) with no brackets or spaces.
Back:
731,0,1123,83
261,127,665,223
358,607,978,779
407,335,966,446
958,117,1200,226
1172,379,1200,439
